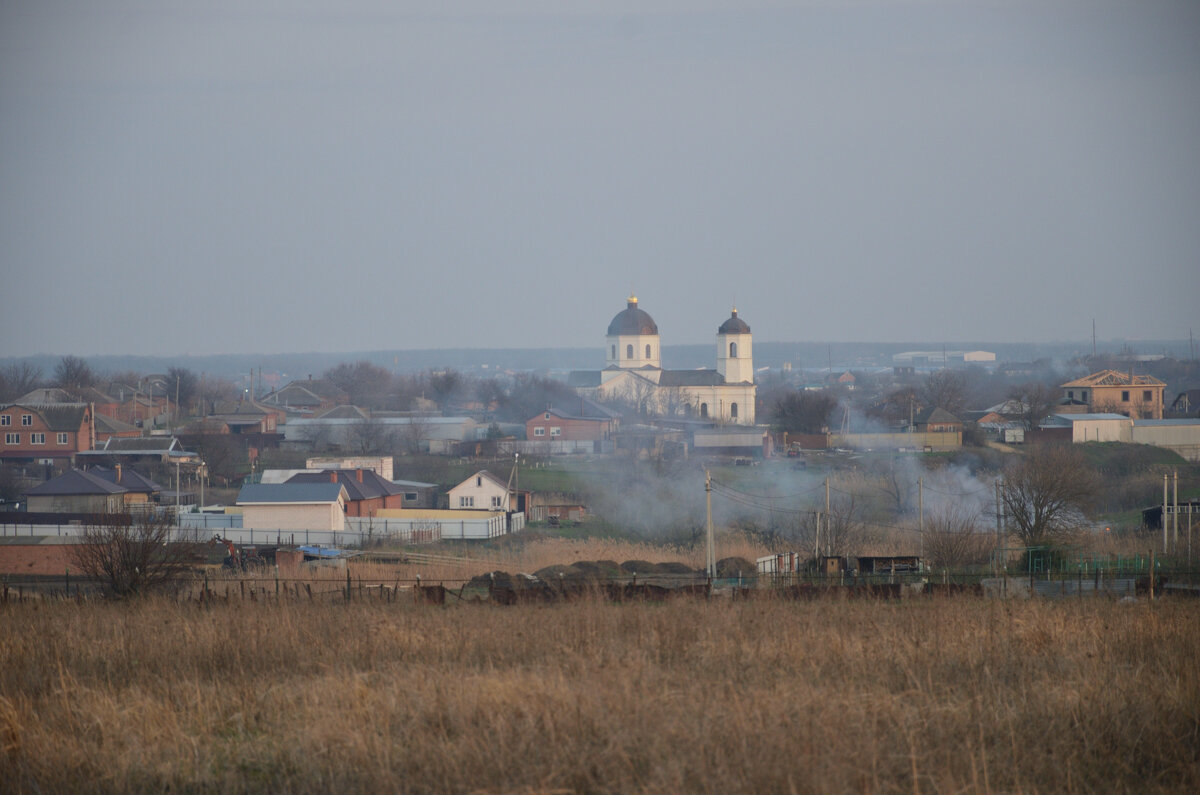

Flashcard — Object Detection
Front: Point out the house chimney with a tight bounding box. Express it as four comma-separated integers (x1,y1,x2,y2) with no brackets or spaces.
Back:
330,471,338,484
356,469,364,483
115,464,122,483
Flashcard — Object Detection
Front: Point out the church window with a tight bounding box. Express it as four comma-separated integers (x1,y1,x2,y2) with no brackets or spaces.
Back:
626,344,633,359
730,342,737,358
611,345,616,359
645,344,652,359
700,403,708,418
731,403,738,419
476,476,482,487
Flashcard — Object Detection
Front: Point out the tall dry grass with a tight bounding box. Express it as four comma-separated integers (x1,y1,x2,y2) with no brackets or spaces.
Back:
1,595,1197,793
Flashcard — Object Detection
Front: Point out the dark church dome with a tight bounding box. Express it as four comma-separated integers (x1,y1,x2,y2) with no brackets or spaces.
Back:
607,295,659,336
718,309,751,334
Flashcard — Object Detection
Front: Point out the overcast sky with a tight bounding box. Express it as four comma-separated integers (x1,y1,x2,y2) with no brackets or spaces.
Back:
1,0,1198,357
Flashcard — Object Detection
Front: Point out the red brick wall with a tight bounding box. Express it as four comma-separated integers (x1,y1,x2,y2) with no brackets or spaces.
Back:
0,543,78,576
525,415,612,441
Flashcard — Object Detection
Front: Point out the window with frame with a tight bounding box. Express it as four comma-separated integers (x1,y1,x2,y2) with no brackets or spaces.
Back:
4,433,18,445
0,415,9,426
550,426,561,436
645,344,651,358
534,427,546,436
491,496,502,508
57,432,68,445
459,496,474,508
730,342,738,357
30,433,45,445
21,414,32,426
626,344,634,359
730,403,738,419
403,492,418,502
1121,391,1130,402
1143,390,1152,402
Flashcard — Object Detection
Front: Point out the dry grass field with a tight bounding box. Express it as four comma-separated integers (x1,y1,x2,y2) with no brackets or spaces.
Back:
2,593,1198,793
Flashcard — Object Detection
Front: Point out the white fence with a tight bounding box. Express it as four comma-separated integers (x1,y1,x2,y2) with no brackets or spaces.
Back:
0,511,525,547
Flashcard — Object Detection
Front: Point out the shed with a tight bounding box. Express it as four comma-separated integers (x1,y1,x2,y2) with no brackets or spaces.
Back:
236,483,348,532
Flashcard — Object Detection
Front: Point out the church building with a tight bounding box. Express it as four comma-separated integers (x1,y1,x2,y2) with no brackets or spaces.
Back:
568,296,756,424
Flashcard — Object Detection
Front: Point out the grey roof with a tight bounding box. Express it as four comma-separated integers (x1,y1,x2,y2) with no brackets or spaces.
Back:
15,388,74,404
25,469,127,497
916,407,961,425
316,405,371,420
392,478,437,489
88,466,163,493
95,414,141,435
539,397,622,422
1132,419,1200,427
262,379,346,406
1051,413,1132,422
286,469,401,501
717,309,751,334
237,483,347,505
2,403,90,432
103,436,181,452
658,369,724,387
607,298,659,336
567,371,603,388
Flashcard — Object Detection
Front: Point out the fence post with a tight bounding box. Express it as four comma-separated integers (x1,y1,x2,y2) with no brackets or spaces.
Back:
346,568,351,602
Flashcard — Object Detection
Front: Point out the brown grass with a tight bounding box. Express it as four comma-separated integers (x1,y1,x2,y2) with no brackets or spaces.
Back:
2,594,1198,793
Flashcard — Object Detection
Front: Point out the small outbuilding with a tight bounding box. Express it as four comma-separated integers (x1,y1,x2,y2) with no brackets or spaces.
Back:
236,483,348,532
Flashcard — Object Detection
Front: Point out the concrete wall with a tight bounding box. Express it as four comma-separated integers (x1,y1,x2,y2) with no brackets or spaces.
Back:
1132,421,1200,462
1070,418,1133,443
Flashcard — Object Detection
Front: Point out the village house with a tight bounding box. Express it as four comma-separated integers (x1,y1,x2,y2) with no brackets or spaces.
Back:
1060,370,1166,419
283,469,409,517
447,470,522,512
0,403,94,465
22,466,163,514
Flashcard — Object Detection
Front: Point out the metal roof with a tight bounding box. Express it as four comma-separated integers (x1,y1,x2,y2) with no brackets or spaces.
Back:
236,483,347,505
25,469,127,496
606,297,659,336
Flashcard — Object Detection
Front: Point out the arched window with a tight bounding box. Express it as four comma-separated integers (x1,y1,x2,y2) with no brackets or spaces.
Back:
626,344,633,359
611,345,616,359
729,342,737,358
700,403,708,418
645,344,652,359
730,403,739,419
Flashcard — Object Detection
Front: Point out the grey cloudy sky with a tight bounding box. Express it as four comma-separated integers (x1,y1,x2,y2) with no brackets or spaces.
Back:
2,0,1198,357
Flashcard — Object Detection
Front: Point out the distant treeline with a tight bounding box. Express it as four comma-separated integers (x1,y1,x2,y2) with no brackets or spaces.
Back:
1,339,1192,382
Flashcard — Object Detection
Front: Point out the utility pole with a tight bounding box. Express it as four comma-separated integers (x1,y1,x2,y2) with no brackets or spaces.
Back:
918,476,924,564
705,470,715,579
824,477,831,558
1172,470,1178,552
995,480,1003,577
1163,474,1169,554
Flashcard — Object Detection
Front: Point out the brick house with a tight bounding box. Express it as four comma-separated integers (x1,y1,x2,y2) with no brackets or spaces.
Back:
1061,370,1166,419
525,400,619,444
284,469,409,517
0,403,94,465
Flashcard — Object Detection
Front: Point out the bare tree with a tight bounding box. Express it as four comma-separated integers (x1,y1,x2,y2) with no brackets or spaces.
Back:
869,456,918,516
1008,382,1059,431
922,504,993,570
324,361,394,409
0,362,43,402
998,445,1097,548
70,512,198,597
769,390,836,434
349,416,395,455
54,355,94,391
922,370,968,416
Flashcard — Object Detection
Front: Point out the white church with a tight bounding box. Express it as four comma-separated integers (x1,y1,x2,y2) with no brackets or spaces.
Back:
568,295,757,424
